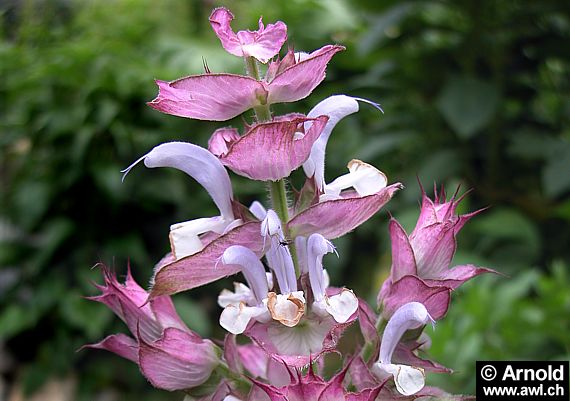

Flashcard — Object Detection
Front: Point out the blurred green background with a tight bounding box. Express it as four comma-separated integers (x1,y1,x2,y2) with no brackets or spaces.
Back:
1,0,569,399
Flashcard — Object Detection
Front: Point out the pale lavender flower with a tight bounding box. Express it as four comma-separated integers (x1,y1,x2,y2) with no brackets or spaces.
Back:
372,302,434,396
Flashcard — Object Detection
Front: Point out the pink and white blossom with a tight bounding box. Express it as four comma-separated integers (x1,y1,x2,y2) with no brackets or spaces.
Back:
372,302,434,396
122,141,239,260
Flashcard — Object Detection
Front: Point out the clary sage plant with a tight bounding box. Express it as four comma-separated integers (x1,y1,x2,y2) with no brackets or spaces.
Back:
85,8,495,400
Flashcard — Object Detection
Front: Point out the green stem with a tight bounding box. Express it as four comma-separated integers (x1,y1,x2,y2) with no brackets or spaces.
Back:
361,341,376,364
217,363,251,394
269,179,301,277
244,56,271,122
253,103,272,123
269,180,289,226
244,56,260,80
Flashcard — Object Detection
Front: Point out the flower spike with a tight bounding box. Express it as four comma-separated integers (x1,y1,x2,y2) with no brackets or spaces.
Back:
88,8,493,400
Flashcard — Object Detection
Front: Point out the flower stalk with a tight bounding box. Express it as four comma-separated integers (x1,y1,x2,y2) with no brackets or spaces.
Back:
86,7,493,400
244,56,272,122
243,53,299,276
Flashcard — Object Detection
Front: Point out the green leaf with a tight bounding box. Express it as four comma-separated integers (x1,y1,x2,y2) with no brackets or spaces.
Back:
0,304,40,339
542,142,570,197
59,290,113,339
437,76,500,139
172,297,211,337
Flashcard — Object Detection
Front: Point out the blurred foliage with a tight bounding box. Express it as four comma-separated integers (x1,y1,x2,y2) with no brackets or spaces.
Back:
0,0,568,399
428,261,570,394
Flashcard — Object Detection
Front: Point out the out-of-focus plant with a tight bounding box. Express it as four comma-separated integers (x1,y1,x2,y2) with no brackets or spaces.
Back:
429,261,570,394
0,1,229,399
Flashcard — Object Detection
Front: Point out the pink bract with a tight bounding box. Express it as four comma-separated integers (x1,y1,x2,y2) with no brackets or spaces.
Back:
148,45,344,121
209,115,329,181
150,222,265,297
209,7,287,63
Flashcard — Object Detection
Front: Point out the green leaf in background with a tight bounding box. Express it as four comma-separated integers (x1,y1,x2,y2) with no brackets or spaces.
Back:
1,0,569,399
542,141,570,198
470,208,541,268
437,76,500,139
428,262,570,394
59,290,113,340
172,297,211,337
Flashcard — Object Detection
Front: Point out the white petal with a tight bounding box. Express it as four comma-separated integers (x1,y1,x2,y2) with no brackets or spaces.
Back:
262,210,297,293
322,159,387,201
295,51,310,62
324,289,358,323
217,282,254,308
261,209,283,238
268,315,332,355
169,216,229,259
223,397,243,401
303,95,360,191
322,269,330,288
379,302,434,364
219,303,268,335
222,246,268,305
373,363,425,396
265,238,297,293
222,218,243,234
307,234,336,302
249,201,267,220
124,142,234,220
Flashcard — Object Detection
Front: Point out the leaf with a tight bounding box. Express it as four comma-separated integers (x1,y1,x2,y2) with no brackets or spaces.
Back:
59,290,113,339
358,3,414,55
507,130,560,160
437,76,500,139
172,297,211,337
355,131,415,160
0,304,39,339
542,142,570,197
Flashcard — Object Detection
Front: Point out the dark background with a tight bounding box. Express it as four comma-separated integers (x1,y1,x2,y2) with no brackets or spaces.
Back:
1,0,569,399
